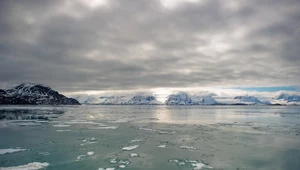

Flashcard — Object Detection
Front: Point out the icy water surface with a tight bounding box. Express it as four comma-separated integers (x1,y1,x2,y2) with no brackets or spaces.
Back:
0,105,299,170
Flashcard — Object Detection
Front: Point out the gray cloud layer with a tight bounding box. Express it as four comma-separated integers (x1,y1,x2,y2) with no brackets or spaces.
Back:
0,0,299,92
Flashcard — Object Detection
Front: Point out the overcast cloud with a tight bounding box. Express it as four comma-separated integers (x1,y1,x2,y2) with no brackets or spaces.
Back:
0,0,299,92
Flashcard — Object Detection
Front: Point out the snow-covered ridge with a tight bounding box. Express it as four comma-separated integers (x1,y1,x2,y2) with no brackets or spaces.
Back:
0,83,80,105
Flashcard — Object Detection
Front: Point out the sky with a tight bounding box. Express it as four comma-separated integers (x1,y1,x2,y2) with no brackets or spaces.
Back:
0,0,299,96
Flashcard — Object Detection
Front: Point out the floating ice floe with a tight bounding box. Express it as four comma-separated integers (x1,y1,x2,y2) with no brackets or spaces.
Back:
80,138,98,146
80,142,98,146
119,160,130,165
139,127,174,134
0,162,49,170
169,159,213,170
34,120,49,123
0,148,27,155
109,158,118,164
130,153,138,157
109,158,130,168
65,121,106,126
38,152,50,156
130,139,143,143
87,151,94,156
158,145,166,148
52,124,70,127
76,154,86,161
56,129,71,132
76,151,94,161
17,122,43,126
122,145,139,151
119,165,126,168
179,145,198,150
91,126,118,130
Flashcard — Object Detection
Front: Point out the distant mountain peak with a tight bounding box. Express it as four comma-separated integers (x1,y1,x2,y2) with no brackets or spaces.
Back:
271,93,300,105
233,96,262,104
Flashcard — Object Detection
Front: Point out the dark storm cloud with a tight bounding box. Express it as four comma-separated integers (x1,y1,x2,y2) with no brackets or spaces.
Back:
0,0,299,92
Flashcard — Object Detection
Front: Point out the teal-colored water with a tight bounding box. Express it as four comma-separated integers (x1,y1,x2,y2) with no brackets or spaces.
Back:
0,105,299,170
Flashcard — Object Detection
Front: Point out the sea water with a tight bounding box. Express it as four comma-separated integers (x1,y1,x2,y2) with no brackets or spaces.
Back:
0,105,299,170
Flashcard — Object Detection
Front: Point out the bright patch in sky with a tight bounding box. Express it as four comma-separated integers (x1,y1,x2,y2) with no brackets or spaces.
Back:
78,0,108,8
230,86,299,92
160,0,201,9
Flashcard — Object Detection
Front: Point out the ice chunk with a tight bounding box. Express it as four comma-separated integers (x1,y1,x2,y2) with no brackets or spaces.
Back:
191,162,213,170
169,159,213,170
110,158,117,164
119,160,130,165
87,151,94,156
119,165,126,168
179,145,198,150
122,145,139,151
130,153,138,157
76,154,86,161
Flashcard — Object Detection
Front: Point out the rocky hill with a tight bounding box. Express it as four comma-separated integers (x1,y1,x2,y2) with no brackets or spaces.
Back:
0,83,80,105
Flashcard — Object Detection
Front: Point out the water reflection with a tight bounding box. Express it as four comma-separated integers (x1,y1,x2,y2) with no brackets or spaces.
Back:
0,108,64,121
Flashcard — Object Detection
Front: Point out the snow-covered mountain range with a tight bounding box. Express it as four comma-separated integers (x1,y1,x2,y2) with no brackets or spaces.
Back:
164,92,217,105
1,83,299,106
72,92,300,105
73,94,162,105
0,83,80,105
